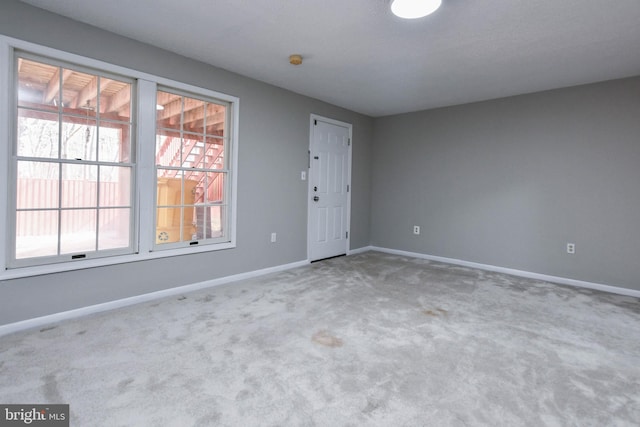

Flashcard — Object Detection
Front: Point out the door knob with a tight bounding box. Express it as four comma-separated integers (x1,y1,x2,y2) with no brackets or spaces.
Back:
313,196,320,202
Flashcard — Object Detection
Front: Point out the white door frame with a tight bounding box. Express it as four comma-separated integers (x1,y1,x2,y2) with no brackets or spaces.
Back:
307,114,353,261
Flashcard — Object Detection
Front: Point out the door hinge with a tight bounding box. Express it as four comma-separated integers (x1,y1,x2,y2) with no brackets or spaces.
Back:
348,138,351,146
314,119,317,125
347,185,350,192
346,231,349,238
308,150,311,168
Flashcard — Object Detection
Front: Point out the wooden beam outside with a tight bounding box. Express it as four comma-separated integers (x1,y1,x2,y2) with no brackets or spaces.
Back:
70,76,112,109
44,69,73,105
103,84,131,115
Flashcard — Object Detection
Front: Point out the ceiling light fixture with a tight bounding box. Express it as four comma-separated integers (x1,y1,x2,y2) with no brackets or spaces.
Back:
391,0,441,19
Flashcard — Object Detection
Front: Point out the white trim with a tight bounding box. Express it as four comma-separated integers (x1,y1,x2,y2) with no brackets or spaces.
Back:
347,245,373,256
0,242,237,280
371,246,640,298
136,79,157,254
0,39,11,273
307,114,353,262
0,259,310,337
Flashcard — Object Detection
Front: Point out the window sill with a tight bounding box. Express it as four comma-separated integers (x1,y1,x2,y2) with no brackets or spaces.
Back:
0,242,236,280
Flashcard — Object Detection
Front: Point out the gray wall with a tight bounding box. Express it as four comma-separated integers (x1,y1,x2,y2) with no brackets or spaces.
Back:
0,0,373,325
372,76,640,290
2,0,638,326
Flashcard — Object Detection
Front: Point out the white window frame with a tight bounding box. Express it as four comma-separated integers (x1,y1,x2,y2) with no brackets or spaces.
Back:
10,52,138,268
0,36,239,280
153,86,232,250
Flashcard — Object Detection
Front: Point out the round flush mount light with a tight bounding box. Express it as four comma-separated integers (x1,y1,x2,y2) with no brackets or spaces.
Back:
391,0,442,19
289,54,303,65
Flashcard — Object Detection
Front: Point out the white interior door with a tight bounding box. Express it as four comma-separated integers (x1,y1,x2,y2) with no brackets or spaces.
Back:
308,116,351,261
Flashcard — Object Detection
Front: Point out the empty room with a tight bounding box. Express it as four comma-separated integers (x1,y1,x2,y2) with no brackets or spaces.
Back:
1,0,639,425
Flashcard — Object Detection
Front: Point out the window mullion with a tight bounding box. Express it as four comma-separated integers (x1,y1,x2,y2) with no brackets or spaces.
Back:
136,79,158,254
0,39,11,271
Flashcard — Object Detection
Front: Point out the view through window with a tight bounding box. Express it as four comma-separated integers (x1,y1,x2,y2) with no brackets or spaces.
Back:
154,90,228,246
14,56,134,265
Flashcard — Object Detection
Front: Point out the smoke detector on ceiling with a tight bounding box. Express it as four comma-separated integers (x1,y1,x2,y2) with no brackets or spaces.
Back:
289,54,303,65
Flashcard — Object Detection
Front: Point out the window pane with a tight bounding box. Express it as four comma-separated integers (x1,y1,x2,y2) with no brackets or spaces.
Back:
156,174,197,206
156,91,181,131
195,205,225,240
61,164,97,208
15,210,59,259
182,134,205,168
156,207,195,244
183,98,205,134
16,161,59,209
99,166,131,207
99,122,130,163
204,137,225,169
98,208,130,250
60,209,97,254
17,109,59,158
155,130,180,167
206,103,226,138
61,117,97,161
62,69,96,112
17,58,60,112
157,175,181,207
16,158,58,179
99,78,131,121
203,172,225,203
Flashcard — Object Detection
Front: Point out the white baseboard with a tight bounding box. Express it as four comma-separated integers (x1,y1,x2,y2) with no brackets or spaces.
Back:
3,247,637,337
347,245,374,256
371,246,640,299
0,259,309,337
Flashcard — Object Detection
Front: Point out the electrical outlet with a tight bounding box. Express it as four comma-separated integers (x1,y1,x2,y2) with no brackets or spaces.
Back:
413,226,420,235
566,243,575,254
271,232,277,243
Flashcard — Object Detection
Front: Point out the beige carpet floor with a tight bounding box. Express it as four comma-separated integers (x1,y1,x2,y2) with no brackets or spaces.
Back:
1,251,639,426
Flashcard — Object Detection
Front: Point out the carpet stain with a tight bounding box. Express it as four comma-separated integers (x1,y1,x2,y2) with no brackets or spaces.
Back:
42,374,63,402
312,330,343,347
40,326,57,333
423,308,448,317
362,398,382,414
117,378,134,393
76,330,87,335
236,389,252,401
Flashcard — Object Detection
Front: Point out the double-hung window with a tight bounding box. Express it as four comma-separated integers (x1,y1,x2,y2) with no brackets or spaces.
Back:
1,38,238,277
12,54,135,267
154,89,230,247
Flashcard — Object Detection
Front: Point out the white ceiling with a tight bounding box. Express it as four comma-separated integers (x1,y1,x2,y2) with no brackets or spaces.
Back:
20,0,640,117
